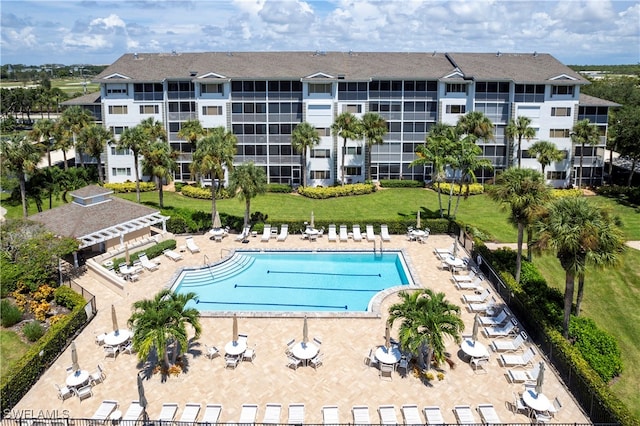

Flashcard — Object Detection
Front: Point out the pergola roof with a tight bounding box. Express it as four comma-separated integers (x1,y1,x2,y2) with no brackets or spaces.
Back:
77,211,167,248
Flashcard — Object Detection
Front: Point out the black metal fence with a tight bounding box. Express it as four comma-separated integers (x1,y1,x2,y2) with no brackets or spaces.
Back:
0,420,617,426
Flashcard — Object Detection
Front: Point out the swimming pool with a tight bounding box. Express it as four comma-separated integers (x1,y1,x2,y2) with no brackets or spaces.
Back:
170,250,415,313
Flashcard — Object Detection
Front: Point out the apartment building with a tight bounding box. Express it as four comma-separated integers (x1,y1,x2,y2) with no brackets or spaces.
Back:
89,51,617,188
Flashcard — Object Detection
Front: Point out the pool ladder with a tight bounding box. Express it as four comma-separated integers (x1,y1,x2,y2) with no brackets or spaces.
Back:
203,254,215,281
373,237,383,255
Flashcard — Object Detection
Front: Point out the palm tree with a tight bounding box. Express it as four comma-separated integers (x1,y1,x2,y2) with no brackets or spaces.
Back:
60,106,93,168
128,289,202,369
388,289,464,371
361,112,388,181
141,141,178,208
30,118,56,167
451,135,493,218
534,197,625,337
528,140,564,178
52,120,72,170
571,119,601,188
117,126,148,203
291,122,320,187
190,127,237,225
177,119,206,149
331,112,363,186
506,116,536,168
456,111,494,141
139,117,167,145
77,124,113,184
0,134,45,217
487,168,551,283
228,162,267,229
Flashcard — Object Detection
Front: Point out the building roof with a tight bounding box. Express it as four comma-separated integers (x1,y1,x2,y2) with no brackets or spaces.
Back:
29,186,166,249
579,93,621,107
61,92,101,106
94,51,585,84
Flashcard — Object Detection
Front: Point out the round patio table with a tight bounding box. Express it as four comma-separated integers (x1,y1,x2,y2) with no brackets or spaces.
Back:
104,329,132,347
291,342,319,362
523,389,551,412
375,345,402,365
460,339,489,359
225,340,247,356
66,370,89,388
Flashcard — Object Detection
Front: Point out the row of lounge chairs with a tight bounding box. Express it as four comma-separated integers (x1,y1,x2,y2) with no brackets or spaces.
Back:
326,224,392,242
354,403,502,425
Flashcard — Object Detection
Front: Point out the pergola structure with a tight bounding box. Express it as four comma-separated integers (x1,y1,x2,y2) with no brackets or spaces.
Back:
78,212,167,249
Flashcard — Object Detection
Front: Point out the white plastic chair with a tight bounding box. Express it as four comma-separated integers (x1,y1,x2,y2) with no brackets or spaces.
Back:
54,383,72,400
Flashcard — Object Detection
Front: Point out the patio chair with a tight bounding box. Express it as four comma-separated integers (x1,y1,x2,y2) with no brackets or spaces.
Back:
185,237,200,253
365,224,376,241
379,363,394,381
511,391,530,416
277,224,289,241
401,404,422,425
103,345,119,359
470,355,490,373
54,383,72,401
378,405,398,425
453,405,477,424
238,404,258,424
95,332,107,346
477,403,502,424
534,410,553,424
120,342,134,355
483,318,518,338
261,224,272,242
243,345,256,363
309,352,323,369
478,308,511,326
163,249,183,262
122,401,144,423
205,344,220,360
462,288,491,303
158,402,178,423
454,276,484,291
364,348,379,368
452,269,482,283
322,406,339,425
352,224,363,241
339,224,348,242
234,226,251,242
89,364,106,385
201,404,222,424
287,403,305,425
380,224,391,242
507,361,541,383
467,297,497,314
397,356,410,376
90,400,118,421
313,337,323,346
225,355,240,369
352,406,370,425
423,406,444,425
179,403,201,425
284,339,296,356
490,332,527,353
500,347,536,367
327,224,337,242
264,403,285,425
286,356,302,370
547,397,562,417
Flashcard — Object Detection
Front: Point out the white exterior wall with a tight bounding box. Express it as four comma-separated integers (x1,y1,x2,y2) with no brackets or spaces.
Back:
305,98,335,186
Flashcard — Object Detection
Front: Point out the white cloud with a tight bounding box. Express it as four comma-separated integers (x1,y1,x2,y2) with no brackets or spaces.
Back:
89,14,126,30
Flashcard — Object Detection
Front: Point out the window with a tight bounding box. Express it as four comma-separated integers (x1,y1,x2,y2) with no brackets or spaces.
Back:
551,107,571,117
344,104,362,113
106,84,127,94
202,105,222,115
201,83,224,94
345,166,362,175
310,170,330,179
344,146,362,155
111,167,131,176
110,126,128,136
549,129,570,138
311,149,331,158
552,86,574,95
446,104,466,114
110,147,130,155
446,83,466,94
314,128,331,137
547,171,567,180
139,105,159,114
514,84,545,102
108,105,128,114
308,83,332,94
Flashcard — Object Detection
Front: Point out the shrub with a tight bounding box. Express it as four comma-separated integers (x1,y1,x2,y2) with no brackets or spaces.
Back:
181,185,231,200
266,183,292,193
54,286,85,310
379,179,423,188
434,182,484,195
551,188,582,198
167,216,189,234
570,316,623,382
173,181,186,192
1,299,22,327
298,183,376,199
103,181,156,193
22,321,45,342
596,185,640,206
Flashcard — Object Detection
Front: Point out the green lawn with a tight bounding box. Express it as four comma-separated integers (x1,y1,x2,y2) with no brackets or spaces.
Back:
2,188,639,417
0,330,30,378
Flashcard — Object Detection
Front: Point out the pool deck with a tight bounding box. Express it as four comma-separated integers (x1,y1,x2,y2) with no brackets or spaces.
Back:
12,232,589,424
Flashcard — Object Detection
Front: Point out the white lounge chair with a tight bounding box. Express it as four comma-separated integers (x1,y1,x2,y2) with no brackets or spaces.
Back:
262,403,282,424
434,245,454,259
380,224,392,242
453,405,477,424
366,224,377,242
452,269,482,283
477,404,501,424
339,225,348,242
327,224,337,242
484,318,518,338
322,406,339,425
261,224,272,242
238,404,258,424
454,276,484,291
185,237,200,253
179,403,201,425
508,361,542,383
159,403,178,422
423,406,444,425
378,405,398,425
352,406,370,425
463,288,491,303
201,404,222,424
122,401,144,423
401,404,422,425
163,249,183,262
287,403,305,425
138,253,159,271
478,309,511,326
91,400,118,422
235,226,251,242
352,224,363,242
468,297,497,313
500,347,536,367
490,332,527,353
277,224,289,241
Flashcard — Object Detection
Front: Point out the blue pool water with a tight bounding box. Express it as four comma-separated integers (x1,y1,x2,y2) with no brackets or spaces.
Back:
171,251,414,312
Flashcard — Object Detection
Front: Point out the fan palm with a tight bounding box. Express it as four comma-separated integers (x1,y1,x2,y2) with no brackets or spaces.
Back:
528,140,564,178
77,123,113,184
456,111,494,141
228,162,267,229
141,141,178,208
331,112,363,186
117,126,148,203
387,289,463,371
60,106,93,168
0,134,45,217
361,112,388,181
190,127,237,225
506,116,536,168
451,135,493,218
177,119,206,148
30,118,56,167
571,119,601,188
291,122,320,187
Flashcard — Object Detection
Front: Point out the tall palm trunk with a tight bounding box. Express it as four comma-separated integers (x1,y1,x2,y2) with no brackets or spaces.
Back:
97,156,103,184
244,199,251,228
210,185,217,225
133,152,141,203
158,177,164,208
515,222,524,283
517,135,523,168
578,142,585,188
563,271,575,338
341,137,347,186
301,151,307,187
19,175,28,218
575,274,585,316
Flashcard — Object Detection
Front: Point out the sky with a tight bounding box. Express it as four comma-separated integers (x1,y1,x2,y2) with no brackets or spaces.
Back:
1,0,639,67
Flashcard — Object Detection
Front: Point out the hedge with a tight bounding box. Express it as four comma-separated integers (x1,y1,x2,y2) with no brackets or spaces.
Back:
180,185,230,200
433,182,484,195
103,181,156,193
266,183,292,193
298,183,376,199
112,239,177,272
379,179,423,188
